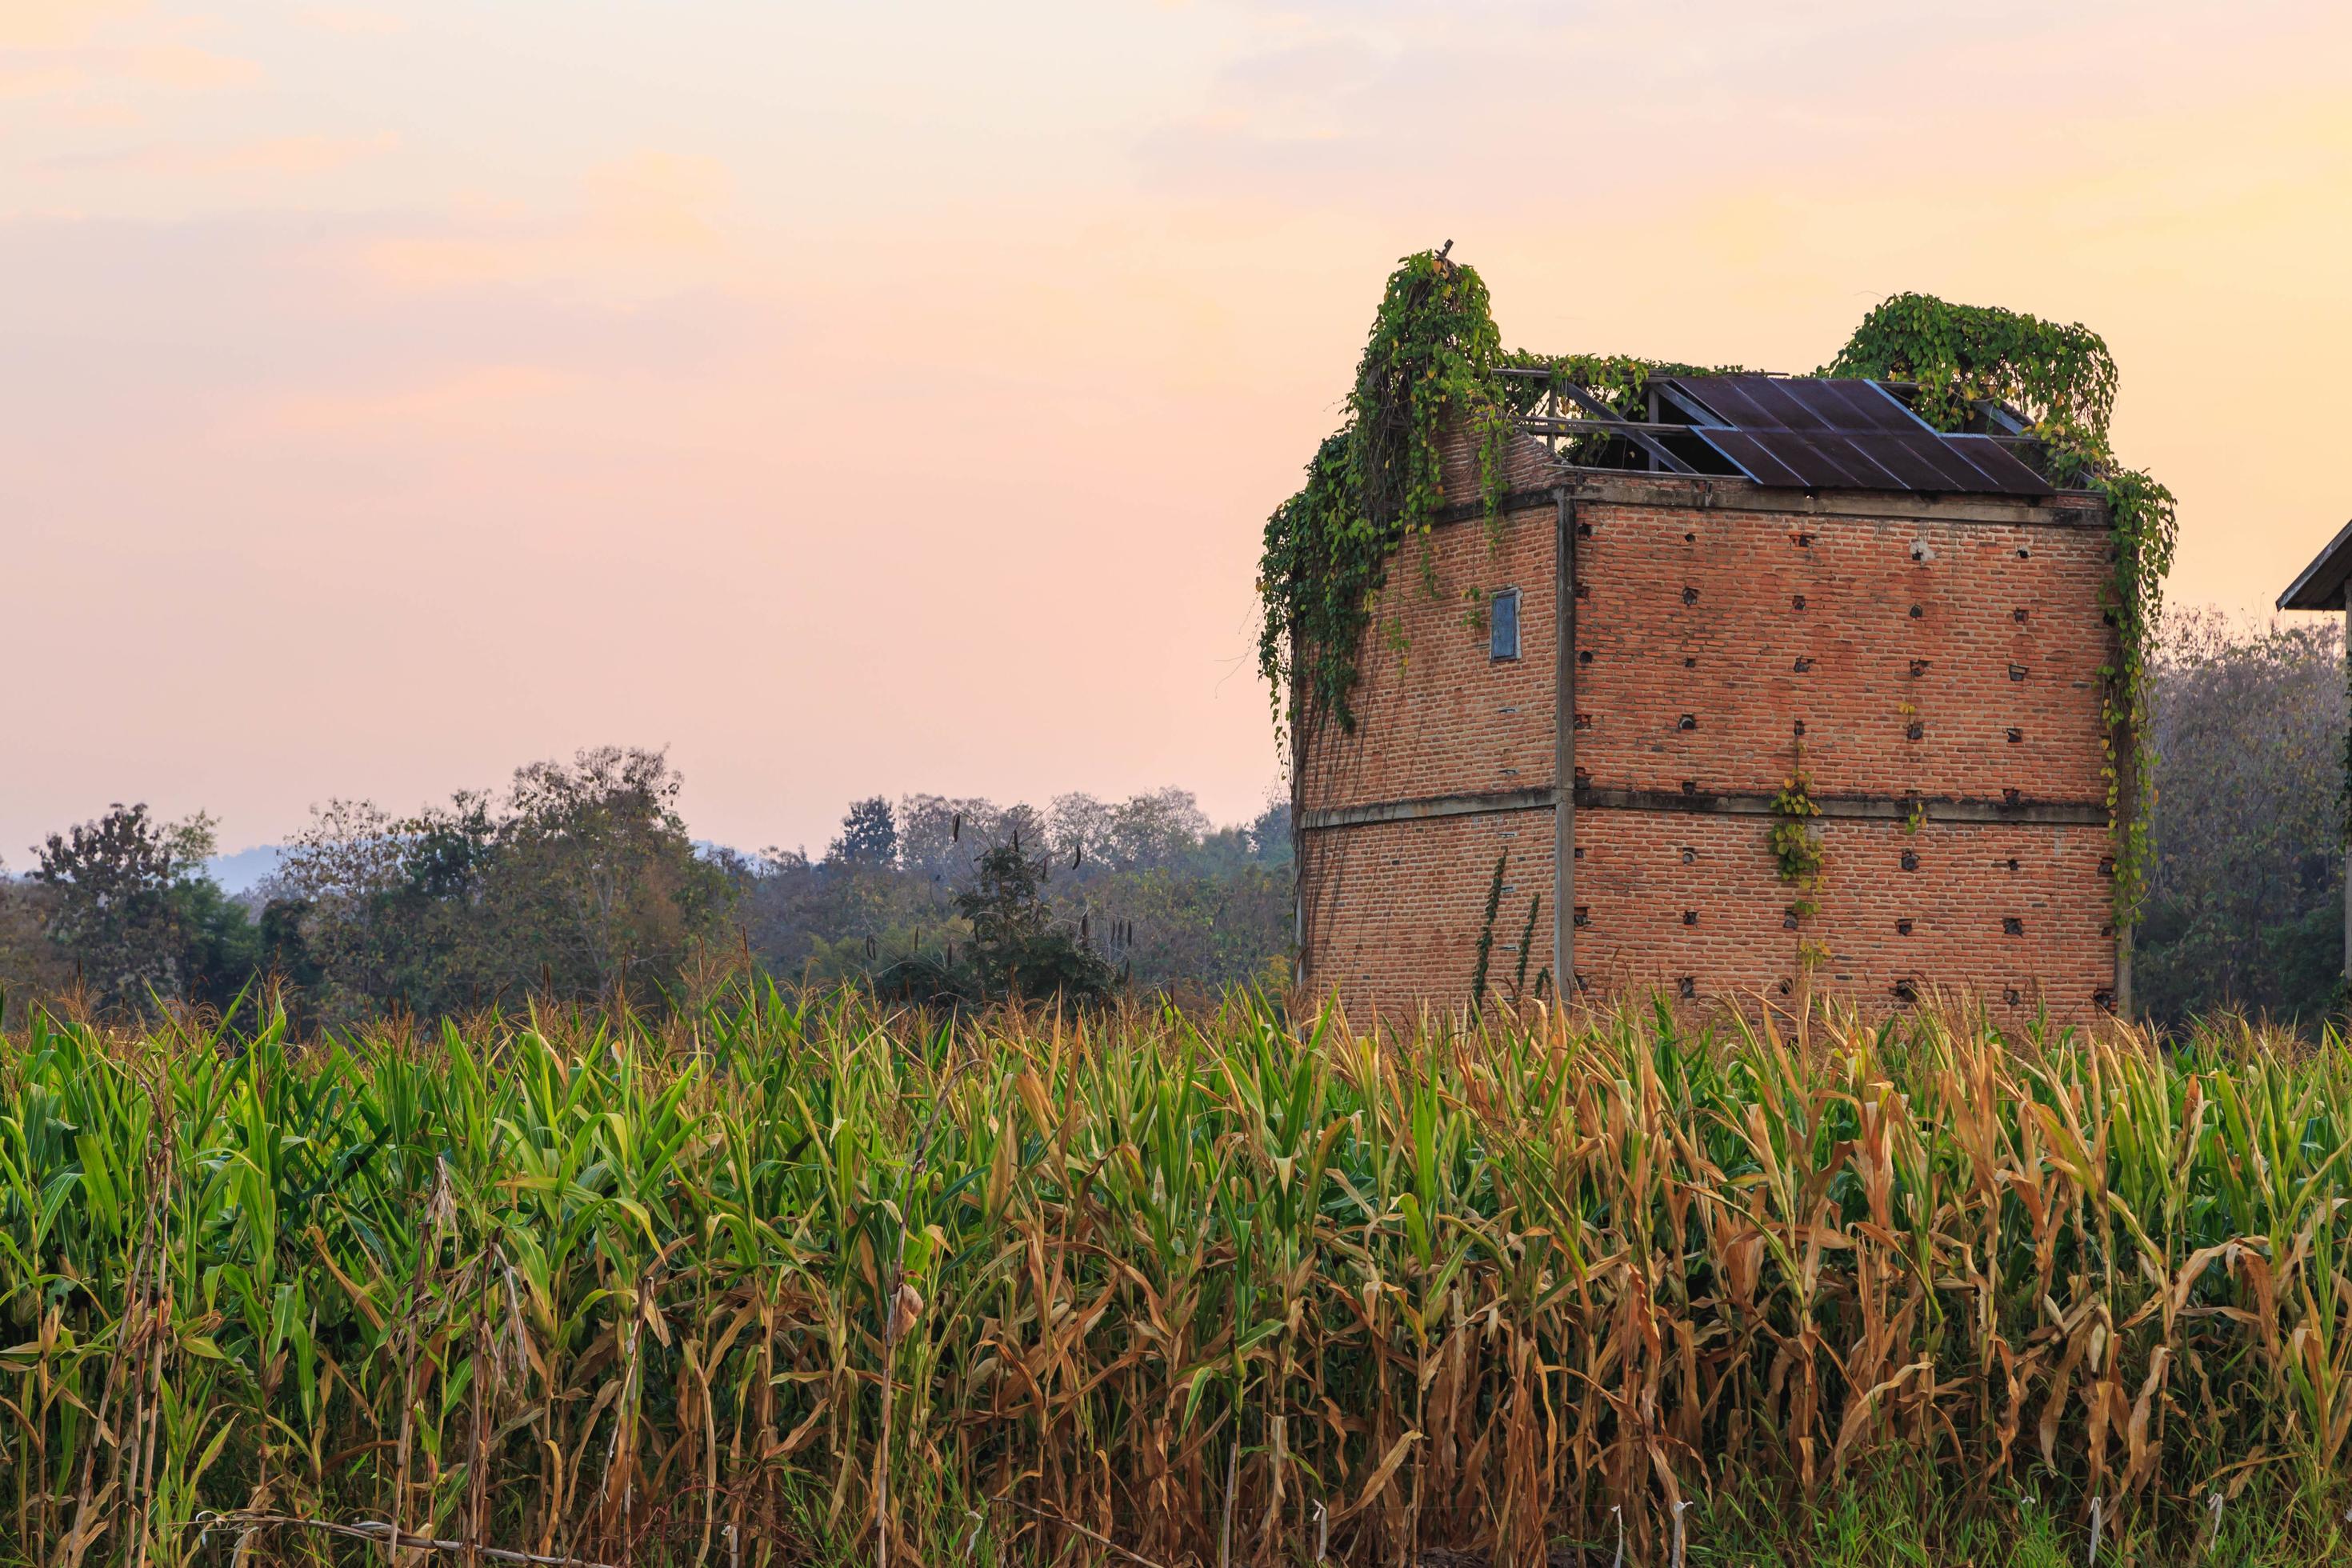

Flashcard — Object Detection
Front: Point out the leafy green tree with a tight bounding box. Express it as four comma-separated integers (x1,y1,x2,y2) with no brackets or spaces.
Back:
1088,863,1291,996
21,804,265,1018
174,874,262,1017
829,797,898,867
250,897,325,1013
486,747,734,1005
276,748,734,1018
0,863,69,1026
954,842,1114,1002
270,798,473,1019
32,804,205,1014
2138,613,2346,1029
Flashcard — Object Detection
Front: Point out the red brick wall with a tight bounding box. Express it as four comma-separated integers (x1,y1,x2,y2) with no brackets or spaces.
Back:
1574,481,2113,801
1300,808,1558,1010
1299,430,1561,812
1570,808,2114,1011
1294,421,2122,1018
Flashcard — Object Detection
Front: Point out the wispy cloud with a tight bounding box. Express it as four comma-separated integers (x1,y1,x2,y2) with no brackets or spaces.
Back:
339,154,742,299
37,130,395,176
0,1,150,50
288,3,408,37
0,40,259,96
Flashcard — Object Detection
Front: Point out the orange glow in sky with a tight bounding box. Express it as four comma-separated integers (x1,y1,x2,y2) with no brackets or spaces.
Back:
6,1,2350,858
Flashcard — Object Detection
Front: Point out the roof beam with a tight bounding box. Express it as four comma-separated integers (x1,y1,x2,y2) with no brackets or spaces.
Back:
1540,380,1699,474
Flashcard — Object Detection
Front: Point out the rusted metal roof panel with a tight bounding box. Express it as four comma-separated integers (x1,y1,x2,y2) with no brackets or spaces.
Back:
1942,434,2061,494
1657,375,2054,496
1683,428,1808,488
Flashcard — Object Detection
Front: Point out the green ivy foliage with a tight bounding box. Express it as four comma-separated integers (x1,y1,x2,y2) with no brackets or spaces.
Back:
1768,751,1826,902
1257,253,1515,743
1821,293,2117,446
1260,257,2178,926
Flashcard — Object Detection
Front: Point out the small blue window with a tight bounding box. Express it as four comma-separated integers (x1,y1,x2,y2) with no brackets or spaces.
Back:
1490,586,1521,661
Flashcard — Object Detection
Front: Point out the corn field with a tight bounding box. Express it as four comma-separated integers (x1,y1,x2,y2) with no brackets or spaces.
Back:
2,991,2350,1566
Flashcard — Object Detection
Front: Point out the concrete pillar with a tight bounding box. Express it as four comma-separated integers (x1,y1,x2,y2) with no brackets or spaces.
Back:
1554,488,1575,998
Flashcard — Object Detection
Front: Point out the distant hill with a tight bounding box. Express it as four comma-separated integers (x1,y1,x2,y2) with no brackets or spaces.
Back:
206,846,286,895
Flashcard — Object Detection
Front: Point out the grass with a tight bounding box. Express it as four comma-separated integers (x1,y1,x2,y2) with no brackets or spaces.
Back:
2,987,2349,1566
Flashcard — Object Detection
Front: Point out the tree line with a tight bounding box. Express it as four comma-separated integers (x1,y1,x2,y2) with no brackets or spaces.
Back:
0,748,1291,1029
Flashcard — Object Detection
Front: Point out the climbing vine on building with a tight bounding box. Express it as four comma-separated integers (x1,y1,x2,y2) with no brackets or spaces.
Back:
1261,254,2177,926
1769,750,1825,909
1256,251,1514,748
1823,294,2178,922
1770,750,1830,986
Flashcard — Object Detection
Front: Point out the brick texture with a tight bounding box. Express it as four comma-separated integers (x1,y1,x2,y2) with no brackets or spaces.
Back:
1299,435,1561,813
1301,809,1558,1007
1295,422,2122,1019
1574,486,2113,802
1571,809,2113,1010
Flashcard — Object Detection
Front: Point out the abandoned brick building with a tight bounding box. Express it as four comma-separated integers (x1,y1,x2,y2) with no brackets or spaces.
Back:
1291,358,2128,1017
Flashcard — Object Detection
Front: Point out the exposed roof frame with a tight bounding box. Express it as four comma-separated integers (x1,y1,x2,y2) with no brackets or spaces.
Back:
1497,369,2095,497
1650,380,1726,430
1494,365,1710,476
1550,378,1698,474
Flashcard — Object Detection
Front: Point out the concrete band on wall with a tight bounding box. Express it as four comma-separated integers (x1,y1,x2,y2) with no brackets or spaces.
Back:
1427,475,2110,533
1298,786,2109,831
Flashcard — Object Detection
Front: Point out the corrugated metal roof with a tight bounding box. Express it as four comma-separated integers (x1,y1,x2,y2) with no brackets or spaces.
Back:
1656,375,2054,496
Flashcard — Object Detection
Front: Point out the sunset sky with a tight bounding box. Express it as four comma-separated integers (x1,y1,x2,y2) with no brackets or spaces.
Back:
7,1,2351,862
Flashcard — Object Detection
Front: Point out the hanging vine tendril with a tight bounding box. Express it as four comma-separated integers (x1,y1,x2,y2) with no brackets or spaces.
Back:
1255,251,1512,748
